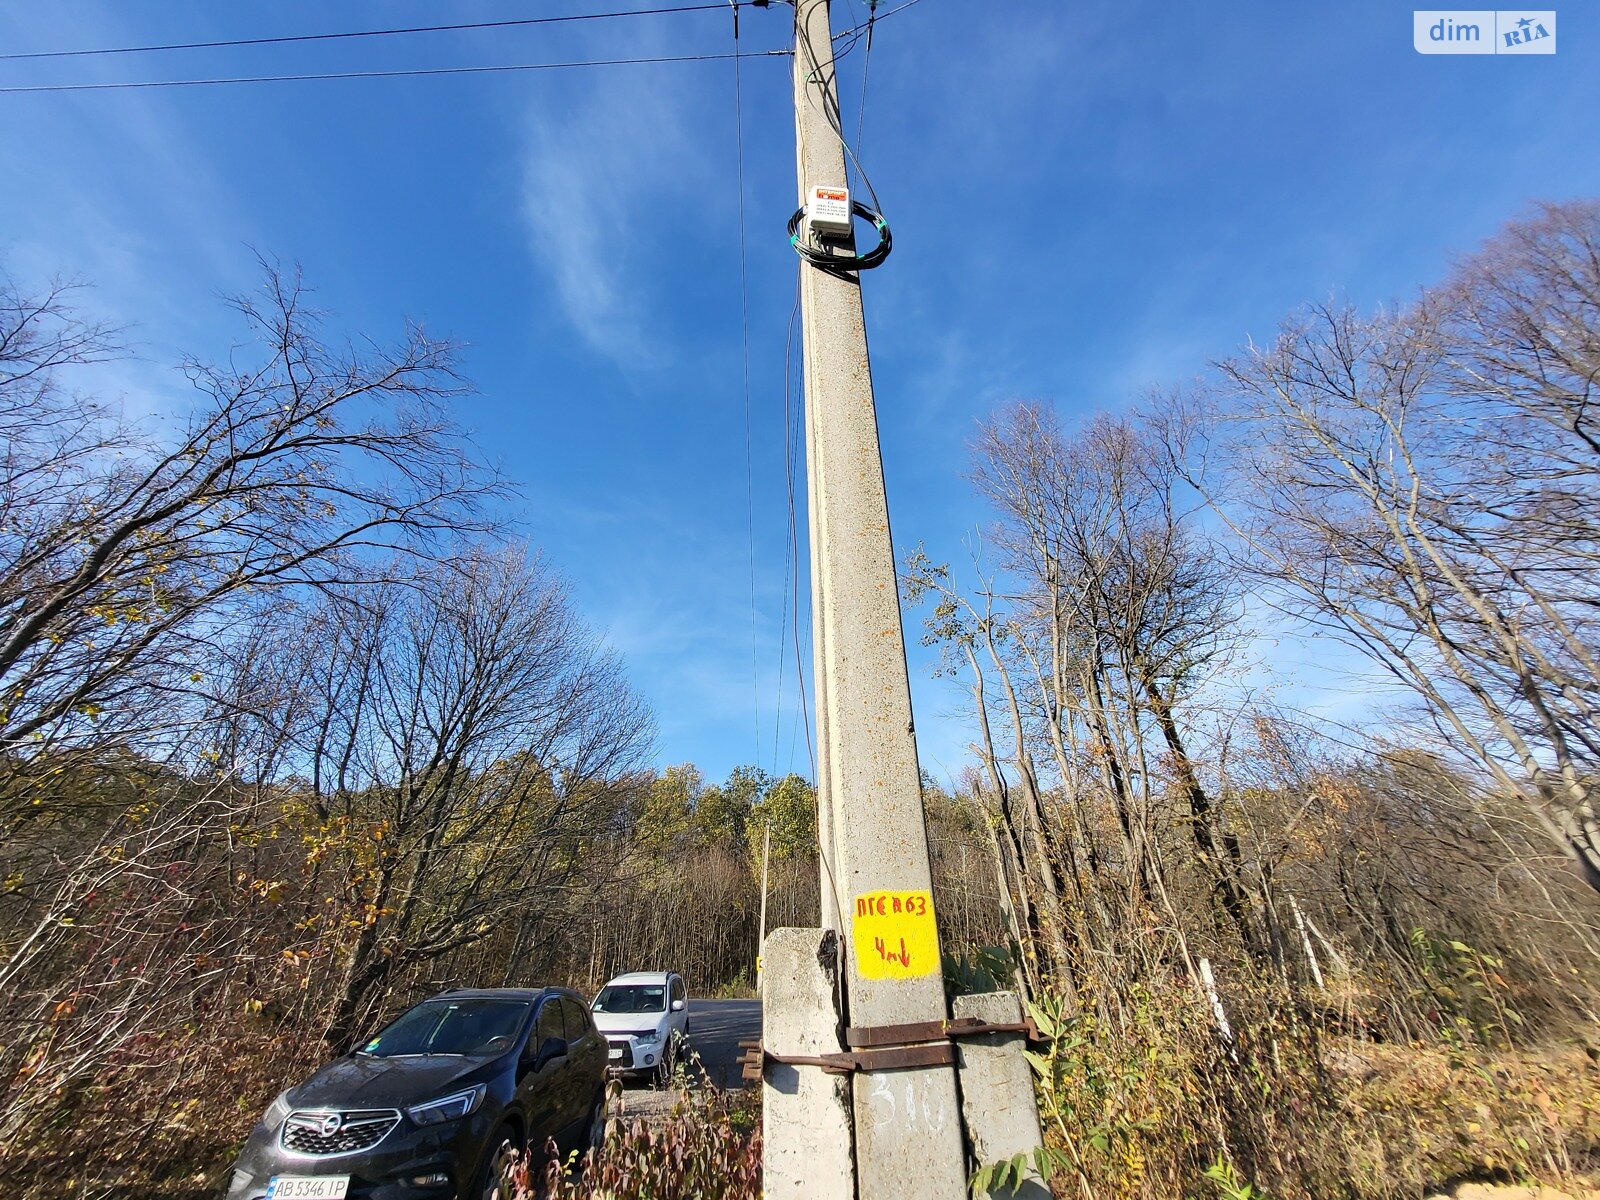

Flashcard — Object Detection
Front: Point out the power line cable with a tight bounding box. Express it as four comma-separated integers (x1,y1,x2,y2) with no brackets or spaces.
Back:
0,49,789,93
789,11,891,273
835,0,926,40
774,276,800,774
731,3,761,767
855,2,877,155
0,3,729,62
794,13,878,211
780,271,814,778
789,337,816,779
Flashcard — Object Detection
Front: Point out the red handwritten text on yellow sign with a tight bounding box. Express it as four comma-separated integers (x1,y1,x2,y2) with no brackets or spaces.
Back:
851,889,939,981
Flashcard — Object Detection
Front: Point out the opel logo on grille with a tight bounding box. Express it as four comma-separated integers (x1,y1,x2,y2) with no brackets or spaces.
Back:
317,1112,343,1136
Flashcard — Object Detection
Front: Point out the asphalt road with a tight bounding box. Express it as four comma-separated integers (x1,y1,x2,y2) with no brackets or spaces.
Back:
683,998,761,1089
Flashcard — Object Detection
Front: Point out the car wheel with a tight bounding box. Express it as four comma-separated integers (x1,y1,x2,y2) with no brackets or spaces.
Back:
653,1037,675,1088
582,1086,608,1156
472,1124,521,1200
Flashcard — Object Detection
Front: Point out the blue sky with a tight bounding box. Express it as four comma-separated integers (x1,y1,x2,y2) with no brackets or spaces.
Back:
2,1,1596,786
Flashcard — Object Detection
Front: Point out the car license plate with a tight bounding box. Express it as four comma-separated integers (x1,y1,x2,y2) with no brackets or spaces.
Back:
267,1176,350,1199
608,1046,622,1059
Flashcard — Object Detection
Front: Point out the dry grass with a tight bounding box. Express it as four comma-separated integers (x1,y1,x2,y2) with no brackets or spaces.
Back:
1018,980,1600,1200
1331,1041,1600,1197
514,1081,760,1200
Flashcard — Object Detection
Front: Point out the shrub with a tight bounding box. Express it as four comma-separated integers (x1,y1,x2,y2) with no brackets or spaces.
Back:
516,1084,760,1200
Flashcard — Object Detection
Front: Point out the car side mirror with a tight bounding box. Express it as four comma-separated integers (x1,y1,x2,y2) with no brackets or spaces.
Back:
532,1036,567,1071
670,999,685,1012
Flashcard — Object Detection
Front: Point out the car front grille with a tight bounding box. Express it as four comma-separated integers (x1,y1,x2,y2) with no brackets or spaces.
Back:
281,1109,400,1156
607,1038,634,1068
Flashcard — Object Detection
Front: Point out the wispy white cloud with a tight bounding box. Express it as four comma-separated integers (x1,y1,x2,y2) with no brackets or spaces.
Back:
519,62,710,367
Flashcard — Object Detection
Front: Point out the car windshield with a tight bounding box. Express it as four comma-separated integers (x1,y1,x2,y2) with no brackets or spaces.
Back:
358,998,529,1057
592,984,666,1014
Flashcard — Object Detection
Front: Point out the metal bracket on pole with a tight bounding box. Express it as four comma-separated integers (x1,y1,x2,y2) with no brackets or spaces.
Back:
742,1039,955,1080
845,1015,1040,1048
741,1015,1040,1081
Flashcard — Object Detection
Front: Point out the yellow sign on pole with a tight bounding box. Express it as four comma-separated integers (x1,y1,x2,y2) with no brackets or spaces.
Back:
850,889,940,981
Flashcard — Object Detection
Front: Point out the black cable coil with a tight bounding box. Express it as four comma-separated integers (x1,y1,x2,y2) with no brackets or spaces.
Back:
786,199,892,274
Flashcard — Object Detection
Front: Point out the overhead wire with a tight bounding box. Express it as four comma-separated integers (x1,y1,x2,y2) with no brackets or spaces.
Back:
793,6,879,215
785,5,894,275
780,0,921,770
779,269,814,780
772,277,799,775
855,3,877,154
731,3,762,767
0,49,789,93
0,0,932,821
790,272,843,926
6,0,921,790
0,4,730,62
836,0,926,40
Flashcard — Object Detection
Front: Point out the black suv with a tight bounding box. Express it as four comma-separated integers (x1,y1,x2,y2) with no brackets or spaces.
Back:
226,988,607,1200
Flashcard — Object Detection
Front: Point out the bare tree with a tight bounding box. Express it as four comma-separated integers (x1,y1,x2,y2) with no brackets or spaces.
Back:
281,548,653,1046
1169,201,1600,894
966,404,1258,949
0,262,498,801
904,549,1061,996
0,261,515,1180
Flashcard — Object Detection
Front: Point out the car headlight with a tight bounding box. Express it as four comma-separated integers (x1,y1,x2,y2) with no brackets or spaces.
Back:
263,1090,292,1126
635,1029,659,1044
407,1084,486,1127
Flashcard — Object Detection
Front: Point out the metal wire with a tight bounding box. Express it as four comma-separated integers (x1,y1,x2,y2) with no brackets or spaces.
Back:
0,4,731,61
732,5,762,766
0,49,790,93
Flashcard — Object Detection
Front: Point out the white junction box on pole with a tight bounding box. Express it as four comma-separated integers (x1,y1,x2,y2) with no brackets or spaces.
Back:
806,183,852,240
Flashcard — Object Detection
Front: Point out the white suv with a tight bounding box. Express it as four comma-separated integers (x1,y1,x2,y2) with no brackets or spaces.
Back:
590,971,689,1084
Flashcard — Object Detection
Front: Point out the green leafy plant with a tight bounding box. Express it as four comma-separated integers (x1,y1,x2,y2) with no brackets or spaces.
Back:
970,1146,1059,1198
971,989,1196,1199
1203,1157,1269,1200
1408,928,1525,1048
945,942,1022,998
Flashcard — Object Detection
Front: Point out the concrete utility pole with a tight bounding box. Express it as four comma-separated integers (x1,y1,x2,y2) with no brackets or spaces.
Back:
790,1,968,1195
